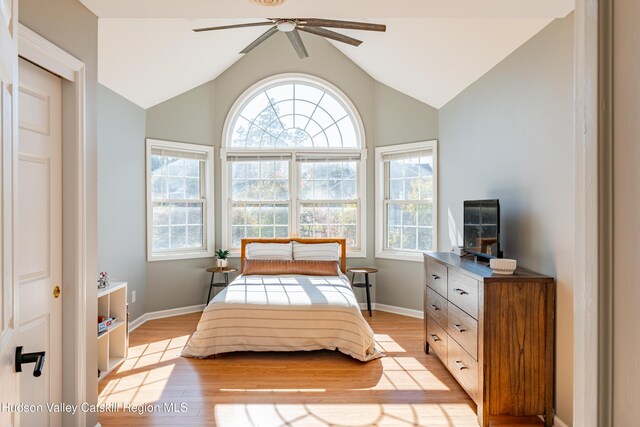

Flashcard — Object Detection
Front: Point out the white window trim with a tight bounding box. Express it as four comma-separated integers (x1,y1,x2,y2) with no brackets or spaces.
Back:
375,140,438,262
220,73,367,258
146,138,215,261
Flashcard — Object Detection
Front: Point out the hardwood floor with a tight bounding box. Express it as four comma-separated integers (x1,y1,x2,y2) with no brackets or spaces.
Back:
98,310,480,426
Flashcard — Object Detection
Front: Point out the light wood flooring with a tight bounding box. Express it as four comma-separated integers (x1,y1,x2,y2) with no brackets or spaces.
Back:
98,310,480,426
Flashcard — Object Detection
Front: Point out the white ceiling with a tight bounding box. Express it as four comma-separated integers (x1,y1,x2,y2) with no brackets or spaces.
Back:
88,1,574,109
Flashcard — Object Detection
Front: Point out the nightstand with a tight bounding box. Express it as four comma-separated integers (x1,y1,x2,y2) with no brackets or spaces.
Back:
347,267,378,317
206,267,237,303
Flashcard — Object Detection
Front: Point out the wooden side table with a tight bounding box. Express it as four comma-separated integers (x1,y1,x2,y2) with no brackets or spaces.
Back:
206,267,237,303
347,267,378,317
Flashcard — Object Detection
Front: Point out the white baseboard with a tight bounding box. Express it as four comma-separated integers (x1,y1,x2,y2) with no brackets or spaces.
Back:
538,415,569,427
554,416,569,427
357,302,424,319
375,303,423,319
129,304,205,333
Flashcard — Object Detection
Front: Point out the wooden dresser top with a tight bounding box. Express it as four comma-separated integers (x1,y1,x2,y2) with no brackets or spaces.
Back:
425,252,553,282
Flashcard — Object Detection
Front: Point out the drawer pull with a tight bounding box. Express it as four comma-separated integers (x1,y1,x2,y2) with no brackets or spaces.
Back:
453,288,468,296
430,274,441,280
453,323,466,333
454,360,468,370
430,334,441,342
429,304,439,311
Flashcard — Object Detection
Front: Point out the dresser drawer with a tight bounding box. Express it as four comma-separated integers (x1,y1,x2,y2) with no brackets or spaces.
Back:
425,257,448,298
447,302,478,360
426,315,447,364
448,269,479,319
425,286,448,328
447,335,479,403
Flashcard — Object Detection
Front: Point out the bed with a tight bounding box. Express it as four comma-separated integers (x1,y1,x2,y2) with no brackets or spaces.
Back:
181,238,382,362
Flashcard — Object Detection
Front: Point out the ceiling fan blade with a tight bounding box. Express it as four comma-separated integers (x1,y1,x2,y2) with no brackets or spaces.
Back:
286,30,309,59
193,21,274,33
299,19,386,32
240,26,279,54
298,26,362,47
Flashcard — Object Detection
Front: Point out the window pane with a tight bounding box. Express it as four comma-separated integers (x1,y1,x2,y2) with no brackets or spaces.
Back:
232,82,360,149
383,151,435,253
402,204,416,226
299,161,357,201
185,178,200,199
230,202,289,248
153,226,169,251
387,226,401,249
390,179,404,200
152,176,167,199
184,159,200,178
232,226,245,248
167,157,184,176
299,202,358,247
416,203,432,227
153,202,204,251
153,205,170,226
387,203,401,226
148,143,210,257
170,205,186,225
231,160,289,201
170,226,187,249
402,226,417,250
187,226,203,247
418,227,433,251
187,203,203,225
168,177,185,199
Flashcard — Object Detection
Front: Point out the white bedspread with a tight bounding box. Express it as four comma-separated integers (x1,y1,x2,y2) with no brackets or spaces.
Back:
181,274,382,362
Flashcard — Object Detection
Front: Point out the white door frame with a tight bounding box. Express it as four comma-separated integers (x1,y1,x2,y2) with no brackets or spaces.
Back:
574,1,613,426
18,24,88,427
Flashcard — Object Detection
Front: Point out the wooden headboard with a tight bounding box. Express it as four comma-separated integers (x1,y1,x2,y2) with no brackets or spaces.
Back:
241,238,347,273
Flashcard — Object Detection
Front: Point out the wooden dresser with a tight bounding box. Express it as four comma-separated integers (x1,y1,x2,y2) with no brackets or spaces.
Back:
423,252,555,426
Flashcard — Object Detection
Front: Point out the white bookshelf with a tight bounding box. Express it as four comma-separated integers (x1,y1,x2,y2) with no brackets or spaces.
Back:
97,281,128,381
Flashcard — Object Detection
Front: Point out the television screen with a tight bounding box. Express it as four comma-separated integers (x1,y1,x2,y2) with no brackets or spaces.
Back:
463,199,500,258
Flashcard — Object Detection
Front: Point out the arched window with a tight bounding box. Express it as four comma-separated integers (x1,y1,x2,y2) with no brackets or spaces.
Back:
222,74,366,255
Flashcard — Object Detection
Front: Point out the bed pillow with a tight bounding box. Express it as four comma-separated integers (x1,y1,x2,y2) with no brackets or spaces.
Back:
292,242,340,261
245,242,293,260
243,259,340,276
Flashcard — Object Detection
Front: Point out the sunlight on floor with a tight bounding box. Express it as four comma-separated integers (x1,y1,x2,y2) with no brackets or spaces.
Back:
368,357,450,391
214,403,477,427
375,334,407,353
120,335,190,370
98,335,192,405
220,388,327,393
99,365,176,405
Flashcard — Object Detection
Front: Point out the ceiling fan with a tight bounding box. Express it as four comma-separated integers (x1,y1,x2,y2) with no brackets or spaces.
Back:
193,18,386,59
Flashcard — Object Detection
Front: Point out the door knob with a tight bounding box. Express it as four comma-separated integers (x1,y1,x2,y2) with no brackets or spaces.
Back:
15,346,46,377
53,285,61,298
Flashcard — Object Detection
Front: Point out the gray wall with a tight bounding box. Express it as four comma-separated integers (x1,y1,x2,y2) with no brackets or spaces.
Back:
373,82,439,310
613,0,640,424
20,0,99,425
438,14,574,425
97,84,147,321
145,32,439,313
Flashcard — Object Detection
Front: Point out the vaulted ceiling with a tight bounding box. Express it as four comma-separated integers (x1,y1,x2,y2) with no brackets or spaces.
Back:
80,0,574,109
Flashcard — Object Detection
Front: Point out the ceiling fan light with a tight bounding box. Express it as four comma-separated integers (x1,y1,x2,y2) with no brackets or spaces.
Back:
276,20,296,32
251,0,287,6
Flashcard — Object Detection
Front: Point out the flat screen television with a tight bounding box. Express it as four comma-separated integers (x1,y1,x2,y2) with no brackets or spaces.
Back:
463,199,501,259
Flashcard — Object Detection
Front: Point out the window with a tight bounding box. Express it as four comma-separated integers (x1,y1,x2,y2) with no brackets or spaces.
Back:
375,140,438,261
222,74,366,256
146,139,214,261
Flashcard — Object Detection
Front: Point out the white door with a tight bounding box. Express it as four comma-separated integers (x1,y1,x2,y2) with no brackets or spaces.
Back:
0,0,21,425
16,58,62,427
